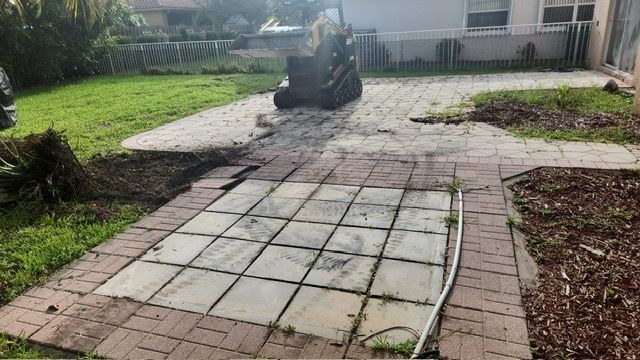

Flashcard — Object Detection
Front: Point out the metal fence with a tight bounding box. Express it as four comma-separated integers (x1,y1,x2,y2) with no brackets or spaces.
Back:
97,21,592,75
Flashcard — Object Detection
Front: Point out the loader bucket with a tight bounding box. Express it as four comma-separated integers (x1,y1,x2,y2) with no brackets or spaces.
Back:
229,31,315,58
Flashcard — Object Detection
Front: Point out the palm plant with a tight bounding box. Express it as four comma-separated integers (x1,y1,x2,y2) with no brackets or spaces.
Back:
1,0,108,27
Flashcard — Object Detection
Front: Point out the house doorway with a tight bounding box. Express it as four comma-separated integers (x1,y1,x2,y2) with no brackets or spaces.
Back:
605,0,640,74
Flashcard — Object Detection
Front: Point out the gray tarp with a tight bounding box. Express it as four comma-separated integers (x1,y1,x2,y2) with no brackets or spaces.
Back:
0,67,17,129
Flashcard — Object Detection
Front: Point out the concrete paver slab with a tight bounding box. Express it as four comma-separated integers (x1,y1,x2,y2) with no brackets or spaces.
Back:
244,245,316,282
149,268,238,313
293,200,350,224
353,188,404,206
269,182,319,199
394,208,449,234
341,204,396,229
230,180,281,196
222,216,287,242
401,190,452,210
177,212,241,236
324,226,387,256
271,221,335,249
249,197,305,219
361,299,434,344
94,261,181,302
206,193,264,214
311,184,360,203
279,286,363,340
303,252,377,292
209,277,297,325
140,233,215,265
383,230,447,265
190,238,265,274
370,259,443,304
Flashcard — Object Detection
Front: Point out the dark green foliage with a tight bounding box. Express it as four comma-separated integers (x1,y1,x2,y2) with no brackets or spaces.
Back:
205,31,220,40
135,34,164,43
168,34,185,42
113,35,133,44
0,0,140,87
188,32,204,41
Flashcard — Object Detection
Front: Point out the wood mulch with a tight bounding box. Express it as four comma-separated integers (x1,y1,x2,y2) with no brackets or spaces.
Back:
511,168,640,359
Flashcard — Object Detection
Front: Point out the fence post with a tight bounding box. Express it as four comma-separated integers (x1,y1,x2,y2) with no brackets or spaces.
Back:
107,52,115,75
572,22,582,67
176,43,184,70
139,44,147,73
396,33,401,71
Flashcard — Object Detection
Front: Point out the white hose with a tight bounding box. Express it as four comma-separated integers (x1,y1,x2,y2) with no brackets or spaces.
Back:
412,188,464,358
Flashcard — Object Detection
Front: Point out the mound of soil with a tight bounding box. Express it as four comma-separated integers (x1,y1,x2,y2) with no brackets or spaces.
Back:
468,102,640,142
84,150,233,208
512,168,640,359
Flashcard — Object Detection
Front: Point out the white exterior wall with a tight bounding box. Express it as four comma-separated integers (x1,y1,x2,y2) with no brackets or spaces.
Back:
343,0,465,32
139,10,168,27
510,0,541,25
343,0,543,33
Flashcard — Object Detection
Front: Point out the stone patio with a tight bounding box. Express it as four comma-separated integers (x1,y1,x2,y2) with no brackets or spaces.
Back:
94,180,451,342
123,71,639,167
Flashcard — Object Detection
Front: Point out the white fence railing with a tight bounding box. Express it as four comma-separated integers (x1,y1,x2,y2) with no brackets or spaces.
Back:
97,21,592,75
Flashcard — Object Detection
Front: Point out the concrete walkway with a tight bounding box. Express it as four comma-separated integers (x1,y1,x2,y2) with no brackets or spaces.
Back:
123,71,638,167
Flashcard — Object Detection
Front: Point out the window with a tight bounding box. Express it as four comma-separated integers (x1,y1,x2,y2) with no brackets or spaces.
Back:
541,0,595,24
466,0,511,29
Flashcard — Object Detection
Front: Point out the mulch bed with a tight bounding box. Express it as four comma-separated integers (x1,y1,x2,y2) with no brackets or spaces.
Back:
411,101,640,143
511,168,640,359
468,102,640,142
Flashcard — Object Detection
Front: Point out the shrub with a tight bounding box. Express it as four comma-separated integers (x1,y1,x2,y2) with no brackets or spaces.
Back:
201,64,242,74
188,33,204,41
436,38,463,64
135,34,164,43
205,32,219,40
168,34,185,42
113,35,133,44
143,67,194,75
519,42,537,63
218,32,237,40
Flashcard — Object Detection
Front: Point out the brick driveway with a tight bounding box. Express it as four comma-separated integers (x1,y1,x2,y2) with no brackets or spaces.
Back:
1,71,639,360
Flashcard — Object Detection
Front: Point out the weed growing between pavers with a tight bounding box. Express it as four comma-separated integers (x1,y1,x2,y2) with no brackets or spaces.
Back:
370,336,419,358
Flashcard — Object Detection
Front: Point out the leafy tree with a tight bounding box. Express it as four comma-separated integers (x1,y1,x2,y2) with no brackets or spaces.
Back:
0,0,140,86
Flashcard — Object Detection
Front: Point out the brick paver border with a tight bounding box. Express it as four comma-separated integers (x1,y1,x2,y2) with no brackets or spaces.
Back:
0,152,636,359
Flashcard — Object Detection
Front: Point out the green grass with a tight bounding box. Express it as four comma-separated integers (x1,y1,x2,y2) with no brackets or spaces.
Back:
0,334,46,359
360,66,545,79
0,202,144,303
509,126,633,144
471,87,634,115
7,73,283,159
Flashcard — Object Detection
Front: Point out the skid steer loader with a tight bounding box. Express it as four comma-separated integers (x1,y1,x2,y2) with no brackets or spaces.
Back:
229,0,363,109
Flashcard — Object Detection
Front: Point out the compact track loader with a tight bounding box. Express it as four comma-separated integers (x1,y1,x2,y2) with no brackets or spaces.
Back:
229,0,362,109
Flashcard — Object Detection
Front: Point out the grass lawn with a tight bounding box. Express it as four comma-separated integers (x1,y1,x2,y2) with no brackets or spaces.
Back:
0,72,283,343
471,87,637,144
472,87,634,115
7,73,283,159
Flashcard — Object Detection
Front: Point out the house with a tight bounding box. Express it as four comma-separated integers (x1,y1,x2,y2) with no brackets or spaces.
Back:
224,15,254,34
342,0,596,33
128,0,200,27
588,0,640,86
